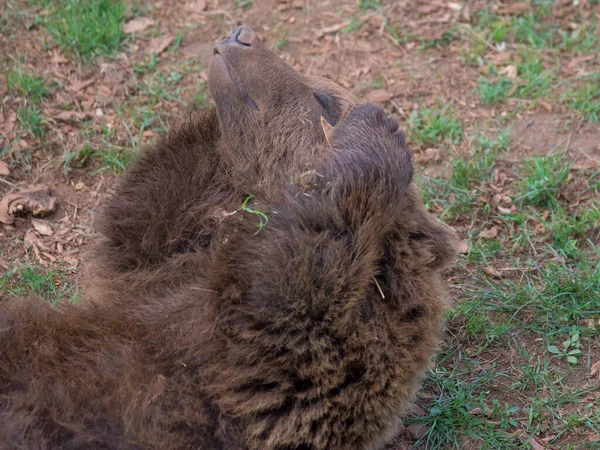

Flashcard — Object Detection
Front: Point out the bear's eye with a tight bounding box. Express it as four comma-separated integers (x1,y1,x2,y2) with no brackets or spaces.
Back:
313,92,341,125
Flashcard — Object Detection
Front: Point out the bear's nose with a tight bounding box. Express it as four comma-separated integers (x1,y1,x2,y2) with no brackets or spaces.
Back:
217,26,256,49
233,26,255,45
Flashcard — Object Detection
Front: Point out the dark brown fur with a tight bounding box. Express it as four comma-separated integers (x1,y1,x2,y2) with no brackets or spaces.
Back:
0,27,459,450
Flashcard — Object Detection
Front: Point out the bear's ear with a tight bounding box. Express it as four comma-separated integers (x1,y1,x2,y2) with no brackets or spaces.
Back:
313,92,341,125
320,116,334,146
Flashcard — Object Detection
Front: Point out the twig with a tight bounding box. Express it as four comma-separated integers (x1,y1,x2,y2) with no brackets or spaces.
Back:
373,277,385,299
185,9,237,24
0,177,16,187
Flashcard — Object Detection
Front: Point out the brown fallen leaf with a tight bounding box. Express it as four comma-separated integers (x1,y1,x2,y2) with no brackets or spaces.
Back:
568,53,597,68
479,226,498,239
500,3,530,15
0,160,9,176
316,21,352,38
483,266,502,278
0,185,57,225
404,424,429,440
499,65,517,79
24,229,39,246
571,160,599,170
490,193,503,207
123,17,155,34
147,35,174,55
364,89,392,103
31,218,54,236
590,360,600,377
66,78,95,93
187,0,207,12
457,241,470,253
527,436,547,450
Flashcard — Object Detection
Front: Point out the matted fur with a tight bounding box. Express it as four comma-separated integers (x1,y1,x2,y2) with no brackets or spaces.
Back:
0,27,459,450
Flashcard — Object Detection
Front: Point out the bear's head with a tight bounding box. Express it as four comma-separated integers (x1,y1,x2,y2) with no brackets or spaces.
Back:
208,26,359,194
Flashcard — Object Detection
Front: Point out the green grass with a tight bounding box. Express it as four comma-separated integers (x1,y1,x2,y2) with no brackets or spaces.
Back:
516,153,570,208
5,67,49,102
17,103,46,138
511,14,557,49
478,77,513,105
565,82,600,123
1,263,78,304
477,53,554,105
468,248,600,340
419,129,510,217
408,104,463,148
39,0,126,61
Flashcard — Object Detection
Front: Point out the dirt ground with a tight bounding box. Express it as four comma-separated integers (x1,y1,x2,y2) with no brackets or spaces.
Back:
1,0,599,448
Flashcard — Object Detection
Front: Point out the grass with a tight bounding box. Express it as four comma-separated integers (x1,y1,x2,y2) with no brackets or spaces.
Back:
17,103,46,138
516,153,570,208
408,104,463,148
419,129,510,217
1,263,78,304
566,83,600,123
4,66,50,138
477,53,554,105
38,0,126,61
5,67,49,102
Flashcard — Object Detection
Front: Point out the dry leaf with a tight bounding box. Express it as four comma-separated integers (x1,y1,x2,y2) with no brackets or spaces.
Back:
123,17,155,34
490,193,503,207
147,35,174,55
31,218,54,236
500,3,530,15
571,160,599,170
457,241,470,253
66,78,95,93
24,229,38,246
0,185,57,225
480,226,498,239
51,110,89,121
483,266,502,278
404,424,429,440
590,360,600,377
527,436,547,450
316,21,352,38
187,0,207,12
568,53,597,68
0,160,9,176
364,89,392,103
499,65,517,79
497,205,513,214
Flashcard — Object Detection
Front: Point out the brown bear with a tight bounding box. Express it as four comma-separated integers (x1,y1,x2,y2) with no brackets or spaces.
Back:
0,26,459,450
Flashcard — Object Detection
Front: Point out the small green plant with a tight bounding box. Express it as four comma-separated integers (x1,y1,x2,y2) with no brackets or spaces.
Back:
2,263,78,305
272,31,288,49
17,103,46,138
240,195,270,235
516,153,569,207
565,83,600,123
511,14,557,49
547,328,582,364
5,67,49,102
62,144,94,172
408,104,463,147
478,77,513,105
234,0,254,10
41,0,126,60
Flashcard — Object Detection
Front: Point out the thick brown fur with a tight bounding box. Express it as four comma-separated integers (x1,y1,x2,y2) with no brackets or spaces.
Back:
0,27,459,450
